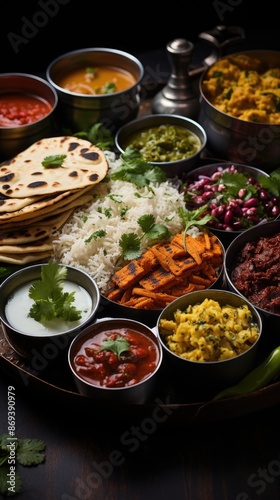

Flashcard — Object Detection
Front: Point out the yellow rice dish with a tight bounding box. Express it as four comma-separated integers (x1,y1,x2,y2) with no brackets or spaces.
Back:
201,54,280,123
159,298,260,362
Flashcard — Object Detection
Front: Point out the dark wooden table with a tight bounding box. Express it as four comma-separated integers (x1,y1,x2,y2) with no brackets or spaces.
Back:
2,14,280,498
1,366,280,500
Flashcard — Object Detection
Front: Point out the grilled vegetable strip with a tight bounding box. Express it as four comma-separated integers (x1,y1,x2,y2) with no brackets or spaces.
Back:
106,230,223,309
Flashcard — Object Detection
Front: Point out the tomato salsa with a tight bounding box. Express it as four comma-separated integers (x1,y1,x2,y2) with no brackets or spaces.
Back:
0,93,52,127
73,328,159,388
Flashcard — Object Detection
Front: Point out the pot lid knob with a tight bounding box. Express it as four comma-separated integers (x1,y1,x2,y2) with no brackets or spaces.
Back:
152,38,199,119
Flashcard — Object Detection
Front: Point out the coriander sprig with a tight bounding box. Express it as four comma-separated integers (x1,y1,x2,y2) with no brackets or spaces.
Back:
99,336,130,359
111,146,167,186
119,214,171,260
28,261,82,323
0,434,46,496
178,206,215,251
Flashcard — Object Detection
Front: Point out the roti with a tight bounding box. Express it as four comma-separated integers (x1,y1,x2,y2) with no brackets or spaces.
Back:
0,209,73,245
0,240,54,254
0,136,109,198
0,184,95,224
0,251,52,264
0,193,48,213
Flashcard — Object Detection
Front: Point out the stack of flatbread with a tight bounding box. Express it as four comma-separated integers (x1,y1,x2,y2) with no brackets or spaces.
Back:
0,136,109,264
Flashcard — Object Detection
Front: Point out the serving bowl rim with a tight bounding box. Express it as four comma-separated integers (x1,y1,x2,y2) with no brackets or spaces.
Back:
46,46,144,98
199,49,280,127
156,288,262,365
68,316,163,392
184,161,278,236
115,113,207,165
224,219,280,319
0,72,58,130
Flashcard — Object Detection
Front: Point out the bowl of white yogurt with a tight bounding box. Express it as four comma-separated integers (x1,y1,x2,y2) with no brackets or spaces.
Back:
0,262,100,359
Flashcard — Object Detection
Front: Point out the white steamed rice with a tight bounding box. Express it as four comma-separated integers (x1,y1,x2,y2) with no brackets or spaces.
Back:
52,151,186,293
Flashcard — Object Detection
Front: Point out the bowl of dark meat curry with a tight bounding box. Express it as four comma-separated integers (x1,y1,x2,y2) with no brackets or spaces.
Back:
224,220,280,329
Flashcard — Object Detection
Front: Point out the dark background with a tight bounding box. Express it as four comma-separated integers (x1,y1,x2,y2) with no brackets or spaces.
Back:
0,0,279,75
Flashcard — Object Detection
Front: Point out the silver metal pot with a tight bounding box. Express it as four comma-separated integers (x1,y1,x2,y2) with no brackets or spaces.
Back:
0,73,57,161
156,289,262,399
68,318,163,404
198,50,280,172
46,47,144,134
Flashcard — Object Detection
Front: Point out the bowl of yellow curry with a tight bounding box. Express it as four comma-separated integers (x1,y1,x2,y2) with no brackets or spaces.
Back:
156,289,262,398
46,47,144,134
199,50,280,172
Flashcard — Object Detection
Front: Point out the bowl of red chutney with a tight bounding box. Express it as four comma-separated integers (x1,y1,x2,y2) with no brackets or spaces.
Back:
68,317,163,404
0,73,58,161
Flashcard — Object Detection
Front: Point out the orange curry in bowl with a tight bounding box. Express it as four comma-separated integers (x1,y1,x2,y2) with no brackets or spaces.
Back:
57,65,137,95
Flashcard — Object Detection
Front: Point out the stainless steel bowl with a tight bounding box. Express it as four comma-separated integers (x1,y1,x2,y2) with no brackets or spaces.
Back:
115,113,207,177
0,264,100,359
156,289,262,398
199,50,280,172
183,161,278,248
46,47,144,134
0,73,58,161
68,317,163,404
225,220,280,331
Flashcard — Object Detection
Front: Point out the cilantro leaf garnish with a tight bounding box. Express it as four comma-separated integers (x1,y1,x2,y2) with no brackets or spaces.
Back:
102,82,116,94
85,229,107,243
178,206,214,251
0,434,46,496
74,123,114,150
218,171,257,200
119,214,171,260
119,233,141,260
16,438,46,466
99,336,130,359
178,206,214,232
87,123,114,149
111,146,167,186
28,261,82,323
85,66,97,76
73,123,115,151
258,168,280,197
137,214,171,243
137,213,155,233
41,154,66,168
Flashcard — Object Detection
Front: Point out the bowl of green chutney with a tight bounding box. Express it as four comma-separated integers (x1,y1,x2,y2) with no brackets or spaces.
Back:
115,113,207,178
